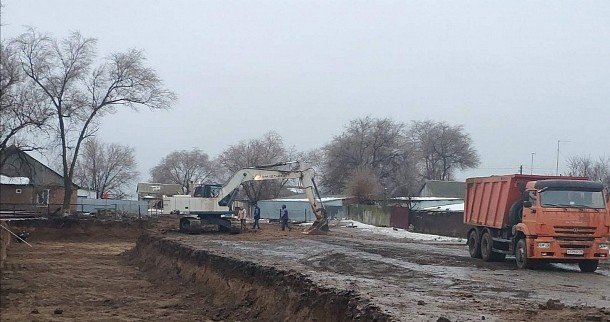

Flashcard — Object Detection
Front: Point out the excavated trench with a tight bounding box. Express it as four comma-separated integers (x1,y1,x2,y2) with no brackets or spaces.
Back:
127,232,391,322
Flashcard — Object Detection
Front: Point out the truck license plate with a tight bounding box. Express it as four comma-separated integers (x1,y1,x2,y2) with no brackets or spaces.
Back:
567,249,584,255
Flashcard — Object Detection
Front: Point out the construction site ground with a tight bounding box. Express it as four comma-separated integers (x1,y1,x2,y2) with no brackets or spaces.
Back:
1,217,609,321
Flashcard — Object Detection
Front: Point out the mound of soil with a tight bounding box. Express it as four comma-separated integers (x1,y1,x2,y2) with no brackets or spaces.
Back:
127,232,391,322
8,218,150,241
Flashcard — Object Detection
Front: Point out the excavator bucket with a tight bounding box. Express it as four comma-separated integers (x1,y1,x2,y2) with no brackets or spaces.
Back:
303,218,329,235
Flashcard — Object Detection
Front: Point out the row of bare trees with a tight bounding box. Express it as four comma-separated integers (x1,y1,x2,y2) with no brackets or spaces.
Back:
150,132,299,203
150,117,481,204
1,28,176,210
565,156,610,189
322,117,480,202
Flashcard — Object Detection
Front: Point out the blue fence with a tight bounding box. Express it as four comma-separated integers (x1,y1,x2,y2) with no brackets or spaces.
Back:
76,198,149,215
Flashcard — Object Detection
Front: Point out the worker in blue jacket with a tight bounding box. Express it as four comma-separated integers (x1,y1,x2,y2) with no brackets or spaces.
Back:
252,203,261,229
280,204,291,231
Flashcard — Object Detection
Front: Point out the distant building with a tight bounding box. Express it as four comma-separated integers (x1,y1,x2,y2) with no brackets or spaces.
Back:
0,145,78,213
77,188,97,199
418,180,466,199
137,182,183,209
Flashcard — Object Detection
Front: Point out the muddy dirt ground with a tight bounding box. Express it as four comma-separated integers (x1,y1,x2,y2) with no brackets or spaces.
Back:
1,217,609,321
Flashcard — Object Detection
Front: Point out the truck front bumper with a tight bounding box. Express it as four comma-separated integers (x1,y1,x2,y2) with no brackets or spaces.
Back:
528,237,609,260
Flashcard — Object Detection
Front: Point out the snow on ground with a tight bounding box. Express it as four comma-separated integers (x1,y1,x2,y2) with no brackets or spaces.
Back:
338,220,465,243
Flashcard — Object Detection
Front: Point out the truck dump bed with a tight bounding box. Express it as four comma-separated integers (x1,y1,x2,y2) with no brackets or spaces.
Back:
464,174,581,229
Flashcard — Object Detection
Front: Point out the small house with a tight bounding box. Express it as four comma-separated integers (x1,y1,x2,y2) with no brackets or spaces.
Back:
0,146,78,214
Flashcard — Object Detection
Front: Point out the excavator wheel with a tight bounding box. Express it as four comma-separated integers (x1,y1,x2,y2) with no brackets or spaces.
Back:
179,218,192,233
179,217,202,234
217,219,241,234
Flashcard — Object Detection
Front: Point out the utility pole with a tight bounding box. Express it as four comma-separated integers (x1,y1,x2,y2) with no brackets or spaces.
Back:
530,152,535,175
556,140,570,176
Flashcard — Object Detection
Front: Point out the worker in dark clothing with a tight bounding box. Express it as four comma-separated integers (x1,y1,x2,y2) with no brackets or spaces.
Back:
280,204,291,231
252,203,261,229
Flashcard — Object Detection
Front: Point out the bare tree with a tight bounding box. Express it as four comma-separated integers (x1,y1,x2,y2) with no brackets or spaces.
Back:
150,149,214,194
409,120,479,181
15,29,176,212
216,131,292,203
74,138,139,199
344,167,383,204
566,155,610,189
322,116,418,196
0,41,51,161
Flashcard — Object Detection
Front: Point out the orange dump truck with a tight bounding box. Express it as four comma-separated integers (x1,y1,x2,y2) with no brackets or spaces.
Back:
464,175,610,272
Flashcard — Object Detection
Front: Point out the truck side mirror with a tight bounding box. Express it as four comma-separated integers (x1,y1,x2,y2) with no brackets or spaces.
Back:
523,200,532,208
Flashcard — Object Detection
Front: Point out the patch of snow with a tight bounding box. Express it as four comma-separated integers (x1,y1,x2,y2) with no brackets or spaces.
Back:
391,197,462,201
267,197,348,203
339,220,465,243
422,203,464,212
0,175,30,185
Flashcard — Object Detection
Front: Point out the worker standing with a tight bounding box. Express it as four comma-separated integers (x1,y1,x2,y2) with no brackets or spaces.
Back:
236,206,247,231
280,204,291,231
252,203,261,229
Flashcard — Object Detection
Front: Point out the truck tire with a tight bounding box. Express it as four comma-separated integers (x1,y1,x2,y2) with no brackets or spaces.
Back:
480,231,493,261
467,229,482,258
515,238,532,269
480,231,505,262
578,260,599,273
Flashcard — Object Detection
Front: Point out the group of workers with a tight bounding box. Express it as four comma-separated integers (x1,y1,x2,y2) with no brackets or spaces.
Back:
236,204,291,231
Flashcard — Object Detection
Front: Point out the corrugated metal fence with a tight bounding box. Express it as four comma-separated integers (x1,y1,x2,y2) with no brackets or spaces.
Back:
345,204,469,237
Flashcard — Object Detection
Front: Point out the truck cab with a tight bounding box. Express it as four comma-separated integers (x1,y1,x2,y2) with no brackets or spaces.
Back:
517,180,609,270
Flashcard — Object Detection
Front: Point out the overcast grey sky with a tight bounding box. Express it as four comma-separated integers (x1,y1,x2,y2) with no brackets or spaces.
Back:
2,0,609,182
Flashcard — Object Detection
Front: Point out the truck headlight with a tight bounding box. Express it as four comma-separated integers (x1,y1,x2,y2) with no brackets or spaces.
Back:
537,242,551,248
600,244,609,250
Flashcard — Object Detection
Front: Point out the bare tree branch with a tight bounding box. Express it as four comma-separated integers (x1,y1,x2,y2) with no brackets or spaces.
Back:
15,28,176,212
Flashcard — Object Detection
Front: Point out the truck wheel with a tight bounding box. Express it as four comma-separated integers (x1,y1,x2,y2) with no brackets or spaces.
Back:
515,238,531,269
480,231,495,262
467,230,482,258
578,260,599,273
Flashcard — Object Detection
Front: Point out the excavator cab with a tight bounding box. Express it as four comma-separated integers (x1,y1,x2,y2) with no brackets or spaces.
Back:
193,184,222,198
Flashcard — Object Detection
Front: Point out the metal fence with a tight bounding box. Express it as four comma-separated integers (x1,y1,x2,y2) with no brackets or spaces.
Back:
0,199,153,220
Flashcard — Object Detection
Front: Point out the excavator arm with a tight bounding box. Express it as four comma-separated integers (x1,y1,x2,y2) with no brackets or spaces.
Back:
217,162,329,234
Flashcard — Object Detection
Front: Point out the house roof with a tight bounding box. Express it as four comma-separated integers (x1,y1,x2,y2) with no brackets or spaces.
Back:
0,145,77,188
419,180,465,199
283,193,352,200
260,197,348,204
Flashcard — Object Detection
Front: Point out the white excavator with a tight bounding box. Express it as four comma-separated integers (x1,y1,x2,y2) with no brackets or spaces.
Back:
164,161,329,234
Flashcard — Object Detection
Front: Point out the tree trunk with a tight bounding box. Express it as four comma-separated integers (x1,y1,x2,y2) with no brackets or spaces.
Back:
62,182,72,216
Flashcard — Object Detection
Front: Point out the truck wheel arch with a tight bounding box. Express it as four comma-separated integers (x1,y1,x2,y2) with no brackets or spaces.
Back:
513,223,530,237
